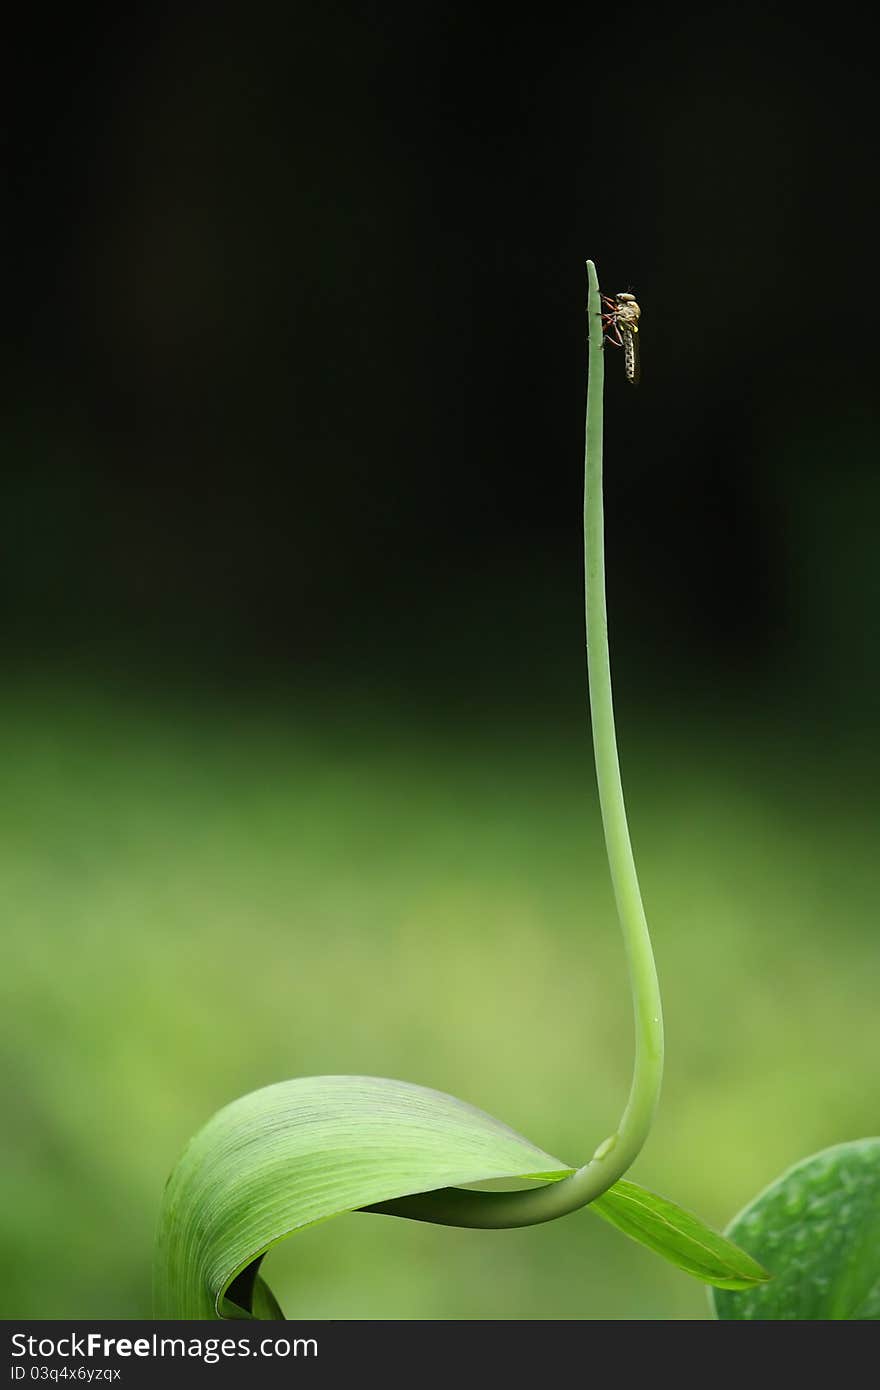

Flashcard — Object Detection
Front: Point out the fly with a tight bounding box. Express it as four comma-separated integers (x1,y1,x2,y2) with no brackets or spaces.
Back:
601,291,641,385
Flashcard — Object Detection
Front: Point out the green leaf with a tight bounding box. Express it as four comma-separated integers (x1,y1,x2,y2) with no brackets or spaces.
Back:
589,1179,770,1290
712,1138,880,1319
153,1075,572,1318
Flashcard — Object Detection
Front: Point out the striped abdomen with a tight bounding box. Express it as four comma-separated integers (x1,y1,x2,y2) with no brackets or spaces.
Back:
622,325,640,386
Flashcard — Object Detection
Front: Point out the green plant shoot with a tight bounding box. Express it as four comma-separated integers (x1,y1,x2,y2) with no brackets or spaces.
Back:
153,262,767,1319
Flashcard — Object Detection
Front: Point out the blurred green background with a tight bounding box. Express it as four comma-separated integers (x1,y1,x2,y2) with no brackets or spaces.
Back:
4,6,878,1319
2,677,876,1318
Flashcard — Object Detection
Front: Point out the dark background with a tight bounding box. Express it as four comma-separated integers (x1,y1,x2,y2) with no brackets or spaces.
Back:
7,4,877,716
4,4,879,1321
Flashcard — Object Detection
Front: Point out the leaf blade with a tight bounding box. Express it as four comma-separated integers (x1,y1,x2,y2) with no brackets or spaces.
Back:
590,1179,770,1290
712,1138,880,1319
154,1074,572,1319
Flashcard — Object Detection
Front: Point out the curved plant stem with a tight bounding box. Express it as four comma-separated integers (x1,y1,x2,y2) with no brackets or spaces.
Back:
367,260,664,1228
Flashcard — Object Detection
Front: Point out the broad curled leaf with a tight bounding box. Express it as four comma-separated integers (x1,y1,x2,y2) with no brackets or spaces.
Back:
590,1179,770,1290
712,1138,880,1319
153,1075,572,1318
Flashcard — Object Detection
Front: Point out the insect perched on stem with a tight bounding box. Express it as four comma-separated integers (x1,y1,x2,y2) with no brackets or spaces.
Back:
601,292,641,385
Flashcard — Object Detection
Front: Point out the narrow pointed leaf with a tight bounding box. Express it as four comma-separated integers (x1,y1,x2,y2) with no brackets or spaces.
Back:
154,1075,572,1318
589,1179,770,1290
712,1138,880,1319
